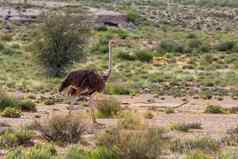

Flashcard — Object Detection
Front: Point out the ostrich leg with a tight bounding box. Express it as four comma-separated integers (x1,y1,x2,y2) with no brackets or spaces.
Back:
88,93,104,127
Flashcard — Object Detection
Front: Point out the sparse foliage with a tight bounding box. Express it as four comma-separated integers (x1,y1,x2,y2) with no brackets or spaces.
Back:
34,11,91,77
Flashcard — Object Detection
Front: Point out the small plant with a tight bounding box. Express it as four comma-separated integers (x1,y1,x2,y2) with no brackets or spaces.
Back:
144,111,154,119
96,97,121,118
171,123,202,132
165,108,175,114
171,137,220,153
205,105,226,114
1,107,21,118
35,114,86,144
19,100,36,112
0,91,19,110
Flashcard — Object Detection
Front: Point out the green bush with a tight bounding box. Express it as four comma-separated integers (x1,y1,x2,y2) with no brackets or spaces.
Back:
96,97,121,118
105,83,131,95
215,41,236,52
2,47,17,55
127,8,141,24
1,107,21,118
160,40,185,53
34,12,91,77
205,105,226,114
188,39,202,49
171,122,202,132
135,50,153,62
117,51,136,61
35,114,86,144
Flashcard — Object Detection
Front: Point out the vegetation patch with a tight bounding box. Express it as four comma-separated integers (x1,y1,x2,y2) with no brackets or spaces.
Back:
171,122,202,132
205,105,226,114
1,107,22,118
34,114,87,145
96,96,121,118
6,144,57,159
0,128,33,148
97,128,168,159
171,137,220,153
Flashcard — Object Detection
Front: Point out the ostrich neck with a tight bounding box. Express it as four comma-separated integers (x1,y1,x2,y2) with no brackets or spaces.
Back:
105,41,112,80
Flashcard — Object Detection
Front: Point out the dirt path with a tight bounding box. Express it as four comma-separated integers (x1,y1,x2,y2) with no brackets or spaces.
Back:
0,94,238,140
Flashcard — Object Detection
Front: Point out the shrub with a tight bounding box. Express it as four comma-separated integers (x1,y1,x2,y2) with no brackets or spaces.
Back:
171,137,220,153
135,50,153,62
96,97,121,118
171,123,202,132
118,112,144,130
215,41,236,52
19,100,36,112
1,107,21,118
188,39,202,49
0,33,13,41
0,128,33,148
127,8,141,24
97,128,167,159
160,40,185,53
205,105,226,114
0,42,5,51
117,51,136,61
144,111,154,119
2,47,17,55
165,108,175,114
222,126,238,146
35,114,87,144
0,91,19,110
105,83,131,95
34,11,91,77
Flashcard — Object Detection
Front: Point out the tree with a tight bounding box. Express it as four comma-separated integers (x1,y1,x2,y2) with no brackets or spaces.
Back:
35,10,92,77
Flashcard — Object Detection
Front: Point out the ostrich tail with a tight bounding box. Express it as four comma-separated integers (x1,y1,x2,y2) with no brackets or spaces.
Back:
59,75,71,92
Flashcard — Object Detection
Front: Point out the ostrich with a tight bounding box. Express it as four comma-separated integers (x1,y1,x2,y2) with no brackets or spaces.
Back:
59,39,117,125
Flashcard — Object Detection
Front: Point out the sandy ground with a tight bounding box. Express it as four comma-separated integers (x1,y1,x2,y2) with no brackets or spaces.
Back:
0,94,237,141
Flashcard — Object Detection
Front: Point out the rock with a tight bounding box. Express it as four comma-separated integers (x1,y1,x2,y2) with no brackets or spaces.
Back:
90,8,128,27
